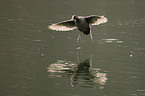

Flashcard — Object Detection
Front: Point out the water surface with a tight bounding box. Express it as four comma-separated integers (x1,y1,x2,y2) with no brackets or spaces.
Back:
0,0,145,96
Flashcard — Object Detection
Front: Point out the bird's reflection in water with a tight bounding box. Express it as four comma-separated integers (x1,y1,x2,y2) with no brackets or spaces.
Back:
47,58,107,88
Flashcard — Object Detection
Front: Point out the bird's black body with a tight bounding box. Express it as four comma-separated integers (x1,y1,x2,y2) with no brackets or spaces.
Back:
74,17,90,35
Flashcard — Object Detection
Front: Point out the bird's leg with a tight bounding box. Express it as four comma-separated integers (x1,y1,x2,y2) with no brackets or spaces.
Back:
90,29,94,42
77,32,82,41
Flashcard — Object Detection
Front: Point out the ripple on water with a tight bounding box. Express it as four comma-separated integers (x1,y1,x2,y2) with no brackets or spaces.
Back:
101,38,124,44
112,18,145,27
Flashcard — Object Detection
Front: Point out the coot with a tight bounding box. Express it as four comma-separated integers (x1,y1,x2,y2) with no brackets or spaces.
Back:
49,15,108,40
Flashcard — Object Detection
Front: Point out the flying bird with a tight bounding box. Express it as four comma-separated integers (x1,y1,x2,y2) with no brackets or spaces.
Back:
48,15,108,40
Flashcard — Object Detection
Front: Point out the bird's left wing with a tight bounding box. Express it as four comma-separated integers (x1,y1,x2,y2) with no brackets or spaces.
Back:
49,20,77,31
85,15,108,26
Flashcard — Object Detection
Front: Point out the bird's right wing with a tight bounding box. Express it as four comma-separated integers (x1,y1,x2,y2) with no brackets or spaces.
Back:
85,15,108,26
49,20,77,31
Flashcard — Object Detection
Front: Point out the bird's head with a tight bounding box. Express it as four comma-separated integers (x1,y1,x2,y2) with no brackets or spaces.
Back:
72,15,78,20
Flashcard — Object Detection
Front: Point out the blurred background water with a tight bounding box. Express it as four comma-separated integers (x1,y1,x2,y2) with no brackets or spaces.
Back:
0,0,145,96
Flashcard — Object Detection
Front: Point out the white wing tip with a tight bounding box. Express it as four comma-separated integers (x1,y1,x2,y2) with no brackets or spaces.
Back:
97,16,108,25
48,24,75,31
48,24,59,31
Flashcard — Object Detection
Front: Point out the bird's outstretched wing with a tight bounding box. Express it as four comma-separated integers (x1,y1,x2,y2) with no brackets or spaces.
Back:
85,15,108,26
49,20,77,31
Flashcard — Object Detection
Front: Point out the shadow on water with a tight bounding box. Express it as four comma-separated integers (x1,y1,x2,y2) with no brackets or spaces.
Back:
47,54,108,89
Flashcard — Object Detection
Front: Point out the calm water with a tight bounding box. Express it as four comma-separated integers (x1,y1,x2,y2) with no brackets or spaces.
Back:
0,0,145,96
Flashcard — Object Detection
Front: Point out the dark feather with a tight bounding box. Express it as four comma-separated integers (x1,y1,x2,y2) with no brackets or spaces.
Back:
57,20,76,28
85,15,101,24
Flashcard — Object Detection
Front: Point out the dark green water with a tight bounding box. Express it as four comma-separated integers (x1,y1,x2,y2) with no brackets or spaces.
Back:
0,0,145,96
